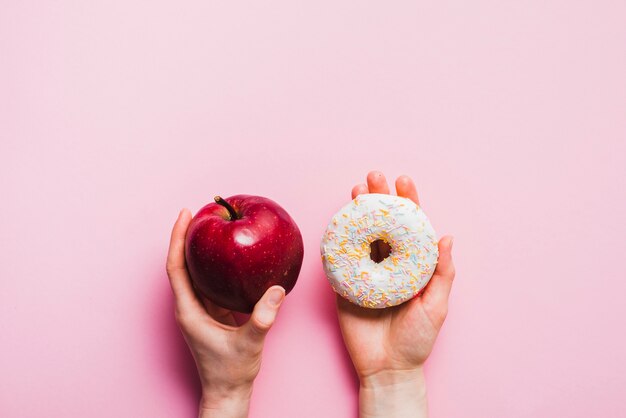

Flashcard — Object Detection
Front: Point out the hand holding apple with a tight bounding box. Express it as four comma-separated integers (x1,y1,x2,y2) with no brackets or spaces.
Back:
185,195,304,313
166,209,287,418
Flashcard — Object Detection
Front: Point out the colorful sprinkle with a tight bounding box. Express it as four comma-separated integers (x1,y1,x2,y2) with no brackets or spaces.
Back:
320,193,438,309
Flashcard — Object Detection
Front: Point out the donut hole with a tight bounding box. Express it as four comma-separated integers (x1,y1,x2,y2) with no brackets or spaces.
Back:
370,239,392,263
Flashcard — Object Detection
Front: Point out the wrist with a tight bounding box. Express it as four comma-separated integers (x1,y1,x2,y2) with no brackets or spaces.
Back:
359,368,428,418
199,383,253,418
360,367,426,389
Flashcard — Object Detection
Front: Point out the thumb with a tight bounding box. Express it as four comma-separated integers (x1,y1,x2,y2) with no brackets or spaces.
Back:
242,285,285,343
421,236,455,322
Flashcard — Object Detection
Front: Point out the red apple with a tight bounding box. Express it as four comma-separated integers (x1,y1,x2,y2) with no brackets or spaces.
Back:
184,194,304,313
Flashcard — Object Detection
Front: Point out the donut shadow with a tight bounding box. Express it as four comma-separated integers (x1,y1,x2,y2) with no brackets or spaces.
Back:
311,263,360,416
151,271,202,411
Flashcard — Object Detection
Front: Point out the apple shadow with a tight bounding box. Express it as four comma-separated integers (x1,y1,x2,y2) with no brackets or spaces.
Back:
151,272,202,411
310,263,360,416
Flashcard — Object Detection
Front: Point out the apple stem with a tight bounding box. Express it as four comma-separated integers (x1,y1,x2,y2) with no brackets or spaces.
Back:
214,196,239,220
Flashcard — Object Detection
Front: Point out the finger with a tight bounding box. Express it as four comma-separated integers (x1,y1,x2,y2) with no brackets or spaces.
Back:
240,286,285,343
166,209,205,314
421,236,455,324
351,183,369,199
367,171,390,194
395,175,420,206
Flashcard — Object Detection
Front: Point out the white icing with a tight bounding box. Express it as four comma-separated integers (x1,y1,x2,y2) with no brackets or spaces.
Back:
320,193,439,308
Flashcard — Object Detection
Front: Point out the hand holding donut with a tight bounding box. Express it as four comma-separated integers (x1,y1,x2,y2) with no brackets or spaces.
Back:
336,171,455,418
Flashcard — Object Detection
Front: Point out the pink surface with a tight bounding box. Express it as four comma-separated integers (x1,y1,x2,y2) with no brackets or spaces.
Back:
1,1,625,417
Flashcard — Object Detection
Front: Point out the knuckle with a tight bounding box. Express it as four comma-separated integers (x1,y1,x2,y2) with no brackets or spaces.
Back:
425,300,448,327
166,262,185,278
173,308,184,324
253,320,271,335
249,318,271,337
449,266,456,280
433,305,448,326
174,307,193,328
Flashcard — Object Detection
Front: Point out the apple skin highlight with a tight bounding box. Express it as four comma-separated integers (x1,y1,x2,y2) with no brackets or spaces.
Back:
185,194,304,313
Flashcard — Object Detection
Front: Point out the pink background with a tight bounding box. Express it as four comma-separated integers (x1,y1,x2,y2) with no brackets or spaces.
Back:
1,1,625,417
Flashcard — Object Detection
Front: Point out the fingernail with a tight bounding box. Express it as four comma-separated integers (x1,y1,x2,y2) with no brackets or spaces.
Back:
449,236,454,250
178,208,185,219
268,287,285,307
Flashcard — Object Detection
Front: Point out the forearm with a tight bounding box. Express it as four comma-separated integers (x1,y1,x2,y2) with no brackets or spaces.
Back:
359,368,428,418
198,384,252,418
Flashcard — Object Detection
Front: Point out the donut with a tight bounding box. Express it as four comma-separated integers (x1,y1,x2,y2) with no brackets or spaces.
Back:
320,193,439,308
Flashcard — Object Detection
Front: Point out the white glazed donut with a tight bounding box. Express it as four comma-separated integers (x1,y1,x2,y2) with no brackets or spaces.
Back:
320,193,439,308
